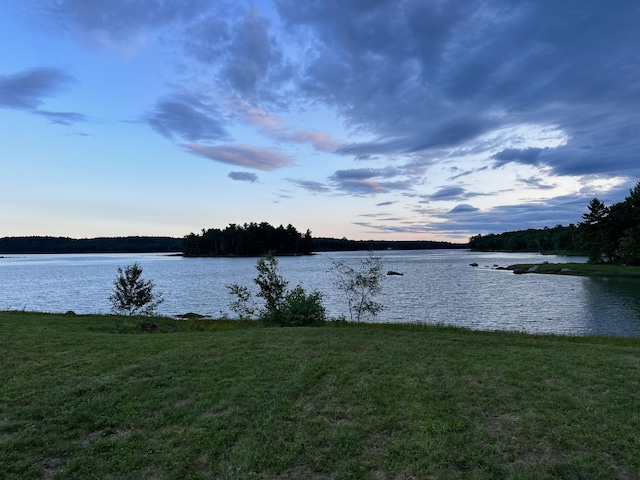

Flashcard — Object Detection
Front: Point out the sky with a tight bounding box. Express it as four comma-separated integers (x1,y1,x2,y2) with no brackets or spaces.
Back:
1,0,639,242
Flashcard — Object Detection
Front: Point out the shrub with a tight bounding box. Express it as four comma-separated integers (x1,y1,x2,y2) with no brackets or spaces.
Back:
279,286,326,327
228,253,325,327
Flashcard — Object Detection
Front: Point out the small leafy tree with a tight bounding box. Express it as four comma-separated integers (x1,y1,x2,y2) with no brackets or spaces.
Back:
329,251,384,323
109,263,163,316
227,284,257,320
227,253,325,326
254,254,289,320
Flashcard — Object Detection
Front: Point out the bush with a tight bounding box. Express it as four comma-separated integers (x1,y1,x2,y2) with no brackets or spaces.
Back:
228,254,325,327
108,263,163,316
279,286,326,327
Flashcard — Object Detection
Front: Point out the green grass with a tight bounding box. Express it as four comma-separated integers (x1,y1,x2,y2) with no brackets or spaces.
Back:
508,262,640,278
1,312,639,479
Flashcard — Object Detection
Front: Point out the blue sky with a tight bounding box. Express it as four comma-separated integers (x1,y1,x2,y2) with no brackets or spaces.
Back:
1,0,639,242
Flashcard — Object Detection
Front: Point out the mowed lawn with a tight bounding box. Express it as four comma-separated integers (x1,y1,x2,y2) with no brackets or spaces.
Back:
1,312,639,479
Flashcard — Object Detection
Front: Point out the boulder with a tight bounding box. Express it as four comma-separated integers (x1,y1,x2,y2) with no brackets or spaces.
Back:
469,263,479,267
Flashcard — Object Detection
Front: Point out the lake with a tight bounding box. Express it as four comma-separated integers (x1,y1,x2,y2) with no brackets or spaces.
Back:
2,250,640,337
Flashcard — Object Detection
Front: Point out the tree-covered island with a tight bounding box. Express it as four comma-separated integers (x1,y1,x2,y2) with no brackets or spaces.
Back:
183,223,313,256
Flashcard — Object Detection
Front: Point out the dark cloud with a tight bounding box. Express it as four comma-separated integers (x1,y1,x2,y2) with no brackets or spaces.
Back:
376,201,396,207
182,143,293,171
183,13,231,63
0,67,87,125
422,185,501,202
428,186,467,201
220,8,285,95
332,167,401,181
275,0,640,180
332,178,412,196
145,94,228,143
228,171,258,182
448,204,479,215
493,148,546,167
0,67,74,110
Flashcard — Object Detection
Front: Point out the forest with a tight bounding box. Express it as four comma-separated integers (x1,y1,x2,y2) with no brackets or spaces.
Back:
0,236,182,254
311,237,466,252
469,181,640,264
182,223,313,257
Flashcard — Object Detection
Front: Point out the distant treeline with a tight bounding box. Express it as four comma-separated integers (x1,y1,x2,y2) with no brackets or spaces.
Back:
311,237,467,252
1,231,467,256
183,223,313,257
0,236,182,254
468,225,581,254
469,181,640,264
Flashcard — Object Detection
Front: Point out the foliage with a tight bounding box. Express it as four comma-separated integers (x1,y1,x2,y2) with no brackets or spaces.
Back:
279,286,326,327
183,222,312,256
227,284,256,320
469,224,582,254
108,263,163,316
227,253,325,326
329,251,384,322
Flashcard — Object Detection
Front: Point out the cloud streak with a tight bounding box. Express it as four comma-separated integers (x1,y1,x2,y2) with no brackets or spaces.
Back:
145,94,228,143
0,67,87,124
182,143,293,171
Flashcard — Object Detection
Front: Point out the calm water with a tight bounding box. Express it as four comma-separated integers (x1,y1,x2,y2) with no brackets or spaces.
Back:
2,250,640,337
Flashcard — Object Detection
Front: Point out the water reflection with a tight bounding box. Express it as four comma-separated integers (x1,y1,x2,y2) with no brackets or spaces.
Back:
580,277,640,336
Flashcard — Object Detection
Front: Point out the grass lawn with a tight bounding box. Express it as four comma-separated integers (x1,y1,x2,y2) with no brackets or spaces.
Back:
1,312,639,479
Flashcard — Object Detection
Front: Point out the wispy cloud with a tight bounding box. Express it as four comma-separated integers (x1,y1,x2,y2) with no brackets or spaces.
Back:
182,143,293,171
145,94,228,143
225,98,343,152
330,167,413,196
0,67,86,124
288,179,333,194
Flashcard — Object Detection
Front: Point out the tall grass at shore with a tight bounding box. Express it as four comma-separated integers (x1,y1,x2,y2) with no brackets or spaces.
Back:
1,311,639,479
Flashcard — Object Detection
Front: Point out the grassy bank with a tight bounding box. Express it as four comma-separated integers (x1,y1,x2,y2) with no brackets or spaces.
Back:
507,262,640,277
1,312,639,479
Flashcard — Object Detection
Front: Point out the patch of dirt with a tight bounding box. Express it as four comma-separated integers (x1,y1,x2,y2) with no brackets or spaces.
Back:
41,457,64,480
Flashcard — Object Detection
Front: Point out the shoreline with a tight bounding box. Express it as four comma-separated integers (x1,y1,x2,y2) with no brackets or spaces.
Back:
506,262,640,278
